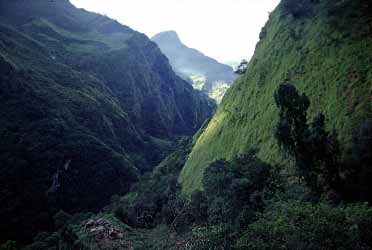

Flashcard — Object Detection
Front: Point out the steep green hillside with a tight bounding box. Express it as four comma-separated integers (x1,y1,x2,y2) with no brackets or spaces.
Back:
0,0,214,242
180,0,372,195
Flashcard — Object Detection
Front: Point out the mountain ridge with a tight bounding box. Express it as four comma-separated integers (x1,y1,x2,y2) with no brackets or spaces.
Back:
0,0,214,242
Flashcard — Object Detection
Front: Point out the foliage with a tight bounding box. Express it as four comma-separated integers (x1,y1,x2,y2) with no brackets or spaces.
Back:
0,241,18,250
109,139,192,229
201,150,271,228
274,83,341,196
274,84,372,203
185,224,234,250
21,116,372,250
25,232,63,250
97,148,272,249
237,201,372,250
234,59,248,75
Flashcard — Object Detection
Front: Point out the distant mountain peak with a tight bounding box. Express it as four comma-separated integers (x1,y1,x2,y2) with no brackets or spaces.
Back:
152,30,237,103
152,30,182,45
155,30,179,37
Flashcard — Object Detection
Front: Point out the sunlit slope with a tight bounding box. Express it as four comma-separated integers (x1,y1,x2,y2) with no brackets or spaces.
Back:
180,0,372,195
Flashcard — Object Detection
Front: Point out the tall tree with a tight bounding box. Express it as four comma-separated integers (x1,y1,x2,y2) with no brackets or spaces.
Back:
274,83,341,196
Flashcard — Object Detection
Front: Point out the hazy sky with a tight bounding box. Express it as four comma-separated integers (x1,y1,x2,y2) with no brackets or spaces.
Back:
70,0,280,63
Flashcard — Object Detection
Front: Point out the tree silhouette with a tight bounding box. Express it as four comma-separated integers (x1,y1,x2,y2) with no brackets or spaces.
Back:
274,83,341,196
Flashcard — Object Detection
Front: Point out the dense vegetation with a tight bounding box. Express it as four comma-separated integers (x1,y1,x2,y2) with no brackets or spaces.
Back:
180,0,372,195
0,0,214,243
6,81,370,250
152,31,236,102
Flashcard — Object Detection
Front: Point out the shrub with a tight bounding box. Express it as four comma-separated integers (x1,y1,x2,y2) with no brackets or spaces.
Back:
200,150,271,229
236,201,372,250
0,241,18,250
186,224,233,250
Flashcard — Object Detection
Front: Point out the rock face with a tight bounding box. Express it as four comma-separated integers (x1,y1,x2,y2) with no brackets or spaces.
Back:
85,218,125,241
0,0,214,242
84,218,133,249
179,0,372,195
152,31,237,101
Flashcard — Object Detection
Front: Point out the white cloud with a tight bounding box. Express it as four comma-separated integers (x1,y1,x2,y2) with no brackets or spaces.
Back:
70,0,280,63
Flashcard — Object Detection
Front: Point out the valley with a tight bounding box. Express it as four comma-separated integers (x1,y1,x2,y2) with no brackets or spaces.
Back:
0,0,371,250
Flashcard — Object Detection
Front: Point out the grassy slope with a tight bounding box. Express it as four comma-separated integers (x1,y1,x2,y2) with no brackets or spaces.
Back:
180,0,372,195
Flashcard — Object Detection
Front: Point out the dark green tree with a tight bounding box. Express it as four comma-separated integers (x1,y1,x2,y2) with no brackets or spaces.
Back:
201,150,270,228
234,60,248,75
274,83,341,196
